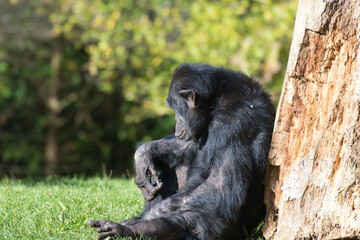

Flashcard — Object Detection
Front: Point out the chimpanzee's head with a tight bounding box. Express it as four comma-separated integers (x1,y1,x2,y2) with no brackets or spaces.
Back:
166,63,218,142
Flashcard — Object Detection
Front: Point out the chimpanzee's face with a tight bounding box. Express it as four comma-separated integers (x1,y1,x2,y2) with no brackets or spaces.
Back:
166,89,210,142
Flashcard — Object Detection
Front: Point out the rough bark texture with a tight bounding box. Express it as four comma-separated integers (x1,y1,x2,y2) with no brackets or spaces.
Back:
263,0,360,239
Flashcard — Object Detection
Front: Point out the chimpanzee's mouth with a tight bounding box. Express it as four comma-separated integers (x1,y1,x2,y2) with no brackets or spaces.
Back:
175,130,185,138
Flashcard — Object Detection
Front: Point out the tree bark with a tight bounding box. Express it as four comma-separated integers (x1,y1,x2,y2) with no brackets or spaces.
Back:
263,0,360,239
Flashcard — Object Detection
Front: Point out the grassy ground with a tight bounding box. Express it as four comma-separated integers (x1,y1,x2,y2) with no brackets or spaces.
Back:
0,177,264,239
0,177,143,240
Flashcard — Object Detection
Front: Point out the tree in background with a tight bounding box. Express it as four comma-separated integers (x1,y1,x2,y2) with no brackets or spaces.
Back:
0,0,297,177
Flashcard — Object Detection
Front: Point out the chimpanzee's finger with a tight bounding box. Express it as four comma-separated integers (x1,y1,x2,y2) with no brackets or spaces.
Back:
98,231,118,240
145,181,159,195
148,164,158,179
134,167,151,188
140,186,155,201
87,220,102,228
155,177,163,189
96,225,112,233
148,164,163,189
143,181,163,202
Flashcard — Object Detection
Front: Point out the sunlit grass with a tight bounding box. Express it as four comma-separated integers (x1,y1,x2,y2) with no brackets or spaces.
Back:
0,177,264,239
0,177,143,240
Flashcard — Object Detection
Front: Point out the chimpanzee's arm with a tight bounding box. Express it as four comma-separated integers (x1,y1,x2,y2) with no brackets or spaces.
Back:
134,136,198,201
135,135,198,168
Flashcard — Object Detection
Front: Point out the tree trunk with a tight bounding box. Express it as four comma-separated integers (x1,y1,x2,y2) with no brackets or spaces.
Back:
45,37,63,176
263,0,360,239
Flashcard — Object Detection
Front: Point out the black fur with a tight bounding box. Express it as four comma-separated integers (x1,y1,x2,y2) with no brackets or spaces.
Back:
87,63,275,240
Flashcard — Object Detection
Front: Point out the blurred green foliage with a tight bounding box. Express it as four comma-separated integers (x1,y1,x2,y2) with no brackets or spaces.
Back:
0,0,297,176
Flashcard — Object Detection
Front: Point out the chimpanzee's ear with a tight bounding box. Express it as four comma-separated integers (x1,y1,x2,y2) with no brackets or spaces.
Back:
179,89,196,108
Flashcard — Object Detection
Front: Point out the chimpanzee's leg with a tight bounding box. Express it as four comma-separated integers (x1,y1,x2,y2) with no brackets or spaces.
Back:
88,218,186,240
88,199,223,240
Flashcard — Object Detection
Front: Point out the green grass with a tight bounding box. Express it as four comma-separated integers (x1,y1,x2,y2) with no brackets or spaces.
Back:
0,177,143,240
0,177,264,239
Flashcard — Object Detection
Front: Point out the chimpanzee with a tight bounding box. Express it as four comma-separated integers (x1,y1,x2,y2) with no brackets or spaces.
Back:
87,63,275,239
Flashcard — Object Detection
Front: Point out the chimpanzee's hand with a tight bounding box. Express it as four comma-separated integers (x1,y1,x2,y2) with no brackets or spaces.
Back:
134,144,163,201
87,219,134,239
